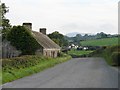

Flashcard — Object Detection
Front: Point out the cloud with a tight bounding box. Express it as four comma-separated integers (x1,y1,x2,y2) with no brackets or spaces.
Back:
2,0,119,34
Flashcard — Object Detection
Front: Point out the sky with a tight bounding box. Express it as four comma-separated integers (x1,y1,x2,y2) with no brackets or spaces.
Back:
1,0,119,35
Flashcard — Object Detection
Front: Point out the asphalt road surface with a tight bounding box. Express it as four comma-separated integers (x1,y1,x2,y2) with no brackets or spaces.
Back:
2,58,118,88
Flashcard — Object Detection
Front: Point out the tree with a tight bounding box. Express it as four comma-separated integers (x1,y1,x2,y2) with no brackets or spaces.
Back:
48,31,69,47
100,32,107,38
0,3,11,40
7,26,40,55
96,32,107,39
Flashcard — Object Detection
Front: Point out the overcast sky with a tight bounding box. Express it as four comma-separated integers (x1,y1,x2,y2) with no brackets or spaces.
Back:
2,0,119,35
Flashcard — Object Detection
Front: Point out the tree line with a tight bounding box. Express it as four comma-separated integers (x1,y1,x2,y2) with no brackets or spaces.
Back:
65,32,119,46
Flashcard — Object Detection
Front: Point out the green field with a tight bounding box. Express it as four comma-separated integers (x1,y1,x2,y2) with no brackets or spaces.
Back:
68,49,93,57
80,37,118,46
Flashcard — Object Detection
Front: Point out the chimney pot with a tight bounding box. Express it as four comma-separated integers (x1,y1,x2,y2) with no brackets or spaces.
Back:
39,28,46,35
23,23,32,31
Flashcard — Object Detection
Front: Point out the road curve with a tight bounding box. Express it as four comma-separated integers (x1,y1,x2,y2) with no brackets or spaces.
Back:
2,58,118,88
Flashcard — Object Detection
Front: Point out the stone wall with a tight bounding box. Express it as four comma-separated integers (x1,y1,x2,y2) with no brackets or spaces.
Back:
35,47,43,56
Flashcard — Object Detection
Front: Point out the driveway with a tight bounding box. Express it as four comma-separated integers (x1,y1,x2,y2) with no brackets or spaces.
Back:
2,58,118,88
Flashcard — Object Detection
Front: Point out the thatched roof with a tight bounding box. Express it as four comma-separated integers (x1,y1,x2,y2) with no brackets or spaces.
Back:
32,31,61,49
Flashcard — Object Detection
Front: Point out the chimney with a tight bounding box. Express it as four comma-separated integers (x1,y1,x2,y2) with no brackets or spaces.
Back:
23,23,32,31
39,28,46,35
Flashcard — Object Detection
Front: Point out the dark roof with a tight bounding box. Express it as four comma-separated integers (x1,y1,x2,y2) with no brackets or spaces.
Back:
32,31,61,49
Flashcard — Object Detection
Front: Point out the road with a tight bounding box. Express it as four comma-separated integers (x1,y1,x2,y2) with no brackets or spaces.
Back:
2,58,118,88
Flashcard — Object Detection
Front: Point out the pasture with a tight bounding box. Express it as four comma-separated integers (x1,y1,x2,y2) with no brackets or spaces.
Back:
68,49,93,58
80,37,118,46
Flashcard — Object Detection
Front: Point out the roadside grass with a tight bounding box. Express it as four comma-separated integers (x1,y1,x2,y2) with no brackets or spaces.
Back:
2,54,71,84
68,49,93,58
80,37,118,46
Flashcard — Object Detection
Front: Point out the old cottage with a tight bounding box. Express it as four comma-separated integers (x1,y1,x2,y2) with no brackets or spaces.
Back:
23,23,61,58
2,23,61,58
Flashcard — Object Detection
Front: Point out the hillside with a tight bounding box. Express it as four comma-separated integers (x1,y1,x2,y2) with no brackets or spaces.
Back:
80,37,118,46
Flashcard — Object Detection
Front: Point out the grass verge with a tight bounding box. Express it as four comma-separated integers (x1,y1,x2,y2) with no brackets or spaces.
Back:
1,54,71,84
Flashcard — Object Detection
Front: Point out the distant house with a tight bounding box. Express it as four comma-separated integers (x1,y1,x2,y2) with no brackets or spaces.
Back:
69,44,78,49
2,23,61,58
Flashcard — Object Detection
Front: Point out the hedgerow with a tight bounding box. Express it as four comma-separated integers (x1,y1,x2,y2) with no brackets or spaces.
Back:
90,45,120,66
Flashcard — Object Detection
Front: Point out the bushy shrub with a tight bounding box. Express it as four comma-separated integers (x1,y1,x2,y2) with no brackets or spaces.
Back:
111,52,120,66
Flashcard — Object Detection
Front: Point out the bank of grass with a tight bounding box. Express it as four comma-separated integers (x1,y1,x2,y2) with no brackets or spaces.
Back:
68,49,93,58
90,45,120,66
2,54,71,84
